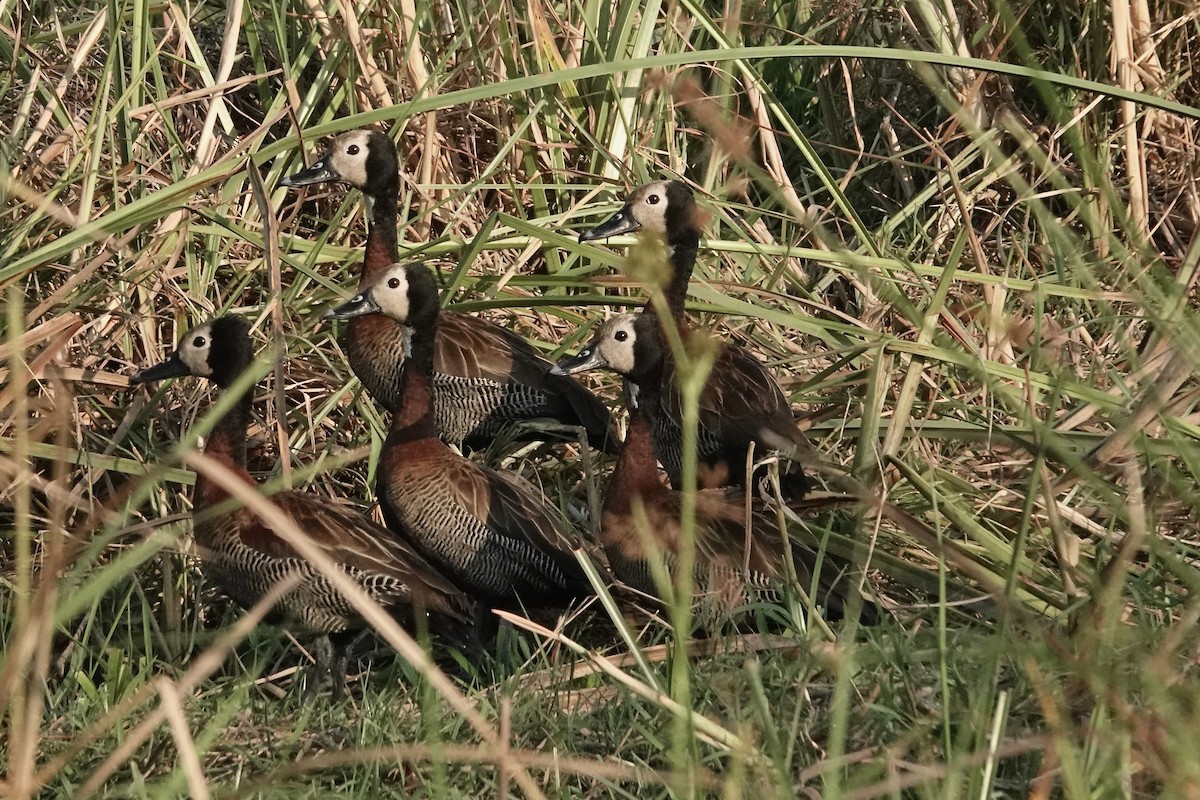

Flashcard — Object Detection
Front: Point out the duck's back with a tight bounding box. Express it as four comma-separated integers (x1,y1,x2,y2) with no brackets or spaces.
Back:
378,435,594,607
345,310,613,450
653,341,810,490
193,490,473,633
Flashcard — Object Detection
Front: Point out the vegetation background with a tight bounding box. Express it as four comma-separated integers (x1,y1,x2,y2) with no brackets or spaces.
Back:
3,0,1200,796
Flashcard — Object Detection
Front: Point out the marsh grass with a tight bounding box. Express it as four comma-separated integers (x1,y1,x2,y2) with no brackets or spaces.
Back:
3,0,1200,796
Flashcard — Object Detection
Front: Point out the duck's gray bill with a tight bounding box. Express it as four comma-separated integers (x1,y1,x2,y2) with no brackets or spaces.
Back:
129,351,189,385
324,294,381,319
578,206,641,242
279,154,336,187
551,346,607,376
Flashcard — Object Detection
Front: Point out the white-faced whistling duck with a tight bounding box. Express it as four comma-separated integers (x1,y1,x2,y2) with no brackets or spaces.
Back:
130,315,477,695
579,179,814,495
324,262,603,609
281,129,616,453
552,313,880,626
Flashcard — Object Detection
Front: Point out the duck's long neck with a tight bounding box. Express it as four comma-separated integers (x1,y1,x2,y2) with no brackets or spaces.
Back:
605,377,667,514
664,229,699,323
390,317,439,442
361,190,400,284
196,380,254,505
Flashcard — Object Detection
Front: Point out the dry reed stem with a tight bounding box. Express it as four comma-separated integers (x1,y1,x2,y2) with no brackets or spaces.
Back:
245,166,292,487
0,173,83,228
496,696,512,800
1052,347,1193,495
15,10,106,167
192,0,244,170
1113,0,1150,236
26,230,142,322
127,70,283,120
158,678,213,800
395,0,437,238
0,314,81,366
336,0,391,110
744,80,824,249
223,742,725,797
143,1,246,286
514,633,810,691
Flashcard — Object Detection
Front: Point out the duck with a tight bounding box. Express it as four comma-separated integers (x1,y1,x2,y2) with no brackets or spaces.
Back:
324,262,601,609
551,312,880,626
579,179,814,494
281,129,616,453
130,315,477,695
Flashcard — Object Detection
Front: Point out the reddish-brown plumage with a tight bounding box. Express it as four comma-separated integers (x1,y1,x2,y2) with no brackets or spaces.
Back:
602,394,667,520
578,179,812,495
381,428,440,467
327,263,602,608
393,363,433,431
282,129,616,451
555,314,881,625
131,315,478,691
192,428,255,508
361,211,397,283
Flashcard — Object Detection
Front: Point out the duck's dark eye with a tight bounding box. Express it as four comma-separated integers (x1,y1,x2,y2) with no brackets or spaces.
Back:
347,144,360,155
646,194,660,205
614,330,629,342
193,336,206,348
387,277,401,289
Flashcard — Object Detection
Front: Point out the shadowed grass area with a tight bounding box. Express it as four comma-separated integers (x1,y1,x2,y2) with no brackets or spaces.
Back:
3,0,1200,796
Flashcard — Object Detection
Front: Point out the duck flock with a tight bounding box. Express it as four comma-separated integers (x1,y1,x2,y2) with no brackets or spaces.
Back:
130,128,884,694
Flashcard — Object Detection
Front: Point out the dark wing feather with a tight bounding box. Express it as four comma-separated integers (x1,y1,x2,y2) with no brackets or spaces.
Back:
491,469,612,574
435,311,559,384
443,459,595,594
437,312,617,451
433,312,511,381
662,342,816,461
256,491,474,622
706,345,815,456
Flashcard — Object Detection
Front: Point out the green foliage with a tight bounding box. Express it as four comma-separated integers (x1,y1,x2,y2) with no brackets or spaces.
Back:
3,0,1200,796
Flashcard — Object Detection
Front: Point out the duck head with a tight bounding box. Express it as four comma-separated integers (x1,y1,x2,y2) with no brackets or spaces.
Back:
130,316,252,389
280,129,397,198
578,180,698,242
551,313,663,382
323,262,440,327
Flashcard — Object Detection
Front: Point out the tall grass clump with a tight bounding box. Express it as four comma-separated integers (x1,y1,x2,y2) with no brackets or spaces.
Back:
3,0,1200,795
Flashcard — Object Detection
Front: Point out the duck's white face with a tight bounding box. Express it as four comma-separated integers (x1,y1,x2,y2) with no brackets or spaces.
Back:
325,130,374,188
622,180,674,234
368,264,412,323
590,314,640,376
176,321,215,377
